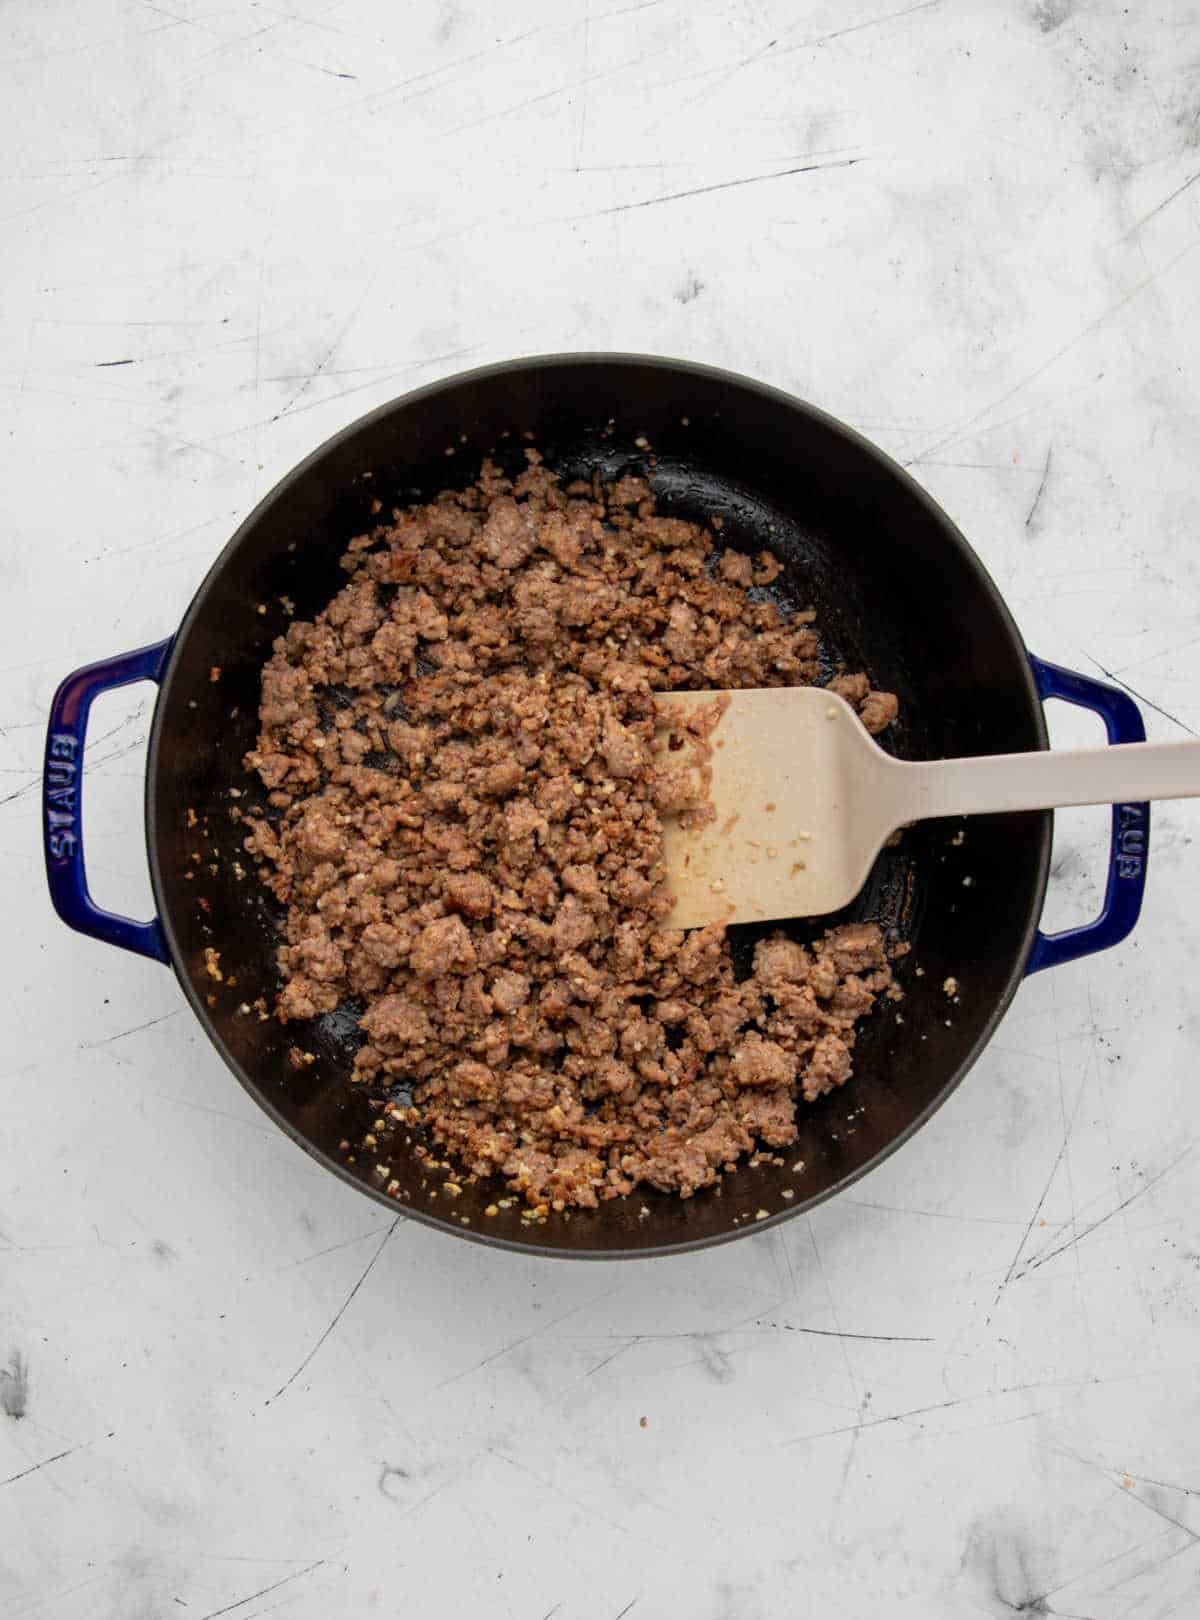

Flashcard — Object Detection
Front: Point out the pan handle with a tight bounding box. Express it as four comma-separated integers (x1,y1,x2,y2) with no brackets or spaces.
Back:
1024,656,1148,975
43,639,174,964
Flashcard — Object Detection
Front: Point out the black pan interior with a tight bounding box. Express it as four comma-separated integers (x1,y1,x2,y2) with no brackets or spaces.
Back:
147,356,1050,1256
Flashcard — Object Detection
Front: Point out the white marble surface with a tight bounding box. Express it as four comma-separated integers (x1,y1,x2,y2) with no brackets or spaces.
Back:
4,1,1200,1615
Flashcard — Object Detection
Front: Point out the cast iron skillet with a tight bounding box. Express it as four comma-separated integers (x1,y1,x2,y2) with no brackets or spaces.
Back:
42,356,1150,1258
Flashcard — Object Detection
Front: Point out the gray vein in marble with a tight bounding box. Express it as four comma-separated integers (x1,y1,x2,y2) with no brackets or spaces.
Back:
0,1351,29,1421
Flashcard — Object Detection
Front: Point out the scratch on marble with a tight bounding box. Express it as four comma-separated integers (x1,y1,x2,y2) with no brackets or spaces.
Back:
780,1374,1123,1446
568,1342,635,1391
134,0,215,32
186,18,285,69
1,1447,78,1487
778,0,940,56
673,0,936,112
844,1196,1062,1227
84,514,228,565
990,1062,1091,1313
830,1390,872,1528
268,1218,400,1402
1110,630,1200,679
907,236,1200,463
142,423,244,469
782,1396,969,1444
0,1432,112,1487
153,1093,279,1137
78,1010,182,1050
1101,1527,1200,1595
1053,977,1091,1350
591,0,664,19
215,345,485,441
1046,1442,1200,1555
1120,1487,1200,1544
800,1214,869,1446
445,45,673,138
258,15,597,146
0,775,46,808
773,1227,799,1296
1017,1138,1198,1278
487,1446,645,1541
277,1225,393,1272
569,157,862,220
195,1560,325,1620
430,1287,620,1393
266,254,400,425
0,173,122,228
1025,444,1053,529
757,1321,933,1343
1122,169,1200,238
574,11,590,172
1134,1474,1200,1499
1010,1521,1173,1612
251,1,346,34
905,1403,1068,1446
1083,653,1197,736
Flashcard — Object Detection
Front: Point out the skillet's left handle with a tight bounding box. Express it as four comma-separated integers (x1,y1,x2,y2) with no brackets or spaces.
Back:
1025,656,1148,975
43,639,174,964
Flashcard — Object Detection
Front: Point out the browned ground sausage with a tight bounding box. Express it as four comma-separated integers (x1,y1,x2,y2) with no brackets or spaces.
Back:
245,453,901,1209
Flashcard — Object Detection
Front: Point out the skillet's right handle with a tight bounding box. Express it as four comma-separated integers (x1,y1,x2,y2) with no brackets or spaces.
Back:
1024,656,1148,975
43,639,174,964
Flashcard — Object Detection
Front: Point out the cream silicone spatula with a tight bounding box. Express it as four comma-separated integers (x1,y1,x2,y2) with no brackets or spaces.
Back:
655,686,1190,929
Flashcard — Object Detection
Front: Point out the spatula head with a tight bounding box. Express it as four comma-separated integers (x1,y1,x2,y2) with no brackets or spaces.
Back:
654,687,897,928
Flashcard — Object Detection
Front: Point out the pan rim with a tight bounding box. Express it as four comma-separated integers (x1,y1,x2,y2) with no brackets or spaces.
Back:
145,351,1052,1259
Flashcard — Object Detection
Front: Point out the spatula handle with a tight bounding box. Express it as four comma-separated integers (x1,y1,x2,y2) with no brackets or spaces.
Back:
900,735,1200,820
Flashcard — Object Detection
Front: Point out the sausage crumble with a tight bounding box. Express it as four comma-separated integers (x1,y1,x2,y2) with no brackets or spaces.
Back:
244,454,901,1209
